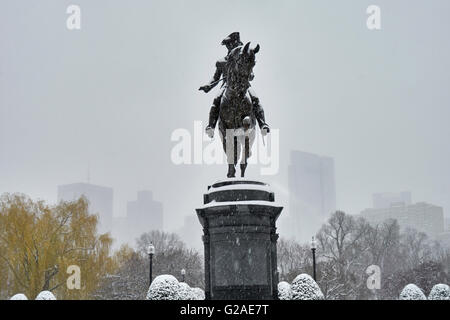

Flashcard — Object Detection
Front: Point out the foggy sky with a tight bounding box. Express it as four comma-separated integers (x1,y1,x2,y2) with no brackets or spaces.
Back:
1,1,450,242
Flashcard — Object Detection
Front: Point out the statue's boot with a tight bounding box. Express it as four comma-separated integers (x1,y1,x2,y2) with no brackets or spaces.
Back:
251,95,270,134
240,164,247,178
227,164,236,178
205,104,220,136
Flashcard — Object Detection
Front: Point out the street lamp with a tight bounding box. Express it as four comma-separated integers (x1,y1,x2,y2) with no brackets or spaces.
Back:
147,243,155,286
310,236,317,281
181,268,186,283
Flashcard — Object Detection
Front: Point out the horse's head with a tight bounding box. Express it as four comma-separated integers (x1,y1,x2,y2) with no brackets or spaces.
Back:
226,42,260,94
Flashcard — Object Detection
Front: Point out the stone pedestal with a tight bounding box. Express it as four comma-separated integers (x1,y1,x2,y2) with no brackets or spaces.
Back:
196,179,283,300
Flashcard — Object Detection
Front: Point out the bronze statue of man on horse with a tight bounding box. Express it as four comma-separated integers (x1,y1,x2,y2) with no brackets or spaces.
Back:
199,32,270,178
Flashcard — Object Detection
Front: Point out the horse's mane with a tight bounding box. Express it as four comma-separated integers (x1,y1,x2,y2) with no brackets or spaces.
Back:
225,44,256,93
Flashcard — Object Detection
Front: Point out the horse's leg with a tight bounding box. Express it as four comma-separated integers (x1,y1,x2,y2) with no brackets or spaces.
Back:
220,126,236,178
240,129,256,177
239,135,247,177
228,136,237,178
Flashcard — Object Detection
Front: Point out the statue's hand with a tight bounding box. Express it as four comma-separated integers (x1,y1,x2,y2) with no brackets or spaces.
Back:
199,85,212,93
205,126,215,139
261,125,270,136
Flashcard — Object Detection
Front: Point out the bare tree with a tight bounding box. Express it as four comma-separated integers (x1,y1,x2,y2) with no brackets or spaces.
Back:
277,238,311,282
316,211,372,299
94,230,203,300
312,211,449,300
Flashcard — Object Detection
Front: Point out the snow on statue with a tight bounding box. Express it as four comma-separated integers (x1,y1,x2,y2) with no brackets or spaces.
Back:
198,32,270,178
291,274,324,300
399,284,426,300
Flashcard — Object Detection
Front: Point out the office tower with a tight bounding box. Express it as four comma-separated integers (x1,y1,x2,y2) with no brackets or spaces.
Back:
373,191,412,209
288,150,336,242
126,190,163,239
58,182,113,234
361,200,444,238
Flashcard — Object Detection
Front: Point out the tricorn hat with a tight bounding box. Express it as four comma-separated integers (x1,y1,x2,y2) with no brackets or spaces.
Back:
221,32,243,46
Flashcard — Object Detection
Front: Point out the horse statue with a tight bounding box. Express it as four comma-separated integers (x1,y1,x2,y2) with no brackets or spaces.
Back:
217,42,261,178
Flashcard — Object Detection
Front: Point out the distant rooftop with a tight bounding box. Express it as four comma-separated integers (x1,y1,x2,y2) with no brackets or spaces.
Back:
58,182,113,191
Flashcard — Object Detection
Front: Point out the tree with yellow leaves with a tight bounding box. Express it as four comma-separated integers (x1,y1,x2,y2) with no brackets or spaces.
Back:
0,193,117,299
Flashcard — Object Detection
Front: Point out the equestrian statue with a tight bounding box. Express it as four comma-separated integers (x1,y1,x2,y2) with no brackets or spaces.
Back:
199,32,270,178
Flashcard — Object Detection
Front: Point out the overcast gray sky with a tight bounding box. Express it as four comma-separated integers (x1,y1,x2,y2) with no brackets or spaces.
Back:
1,1,449,239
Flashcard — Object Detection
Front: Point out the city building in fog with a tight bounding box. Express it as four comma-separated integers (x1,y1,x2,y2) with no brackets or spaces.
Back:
126,190,163,235
178,215,202,251
287,150,336,243
112,190,163,246
361,198,444,238
373,191,412,209
57,182,113,234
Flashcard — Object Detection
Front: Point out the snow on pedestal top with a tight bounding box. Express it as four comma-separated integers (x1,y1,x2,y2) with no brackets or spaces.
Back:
212,177,268,186
207,182,272,194
201,200,282,209
200,178,280,209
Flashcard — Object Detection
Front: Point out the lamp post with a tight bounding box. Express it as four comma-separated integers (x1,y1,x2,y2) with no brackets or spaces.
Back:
181,268,186,283
311,236,317,281
147,243,155,286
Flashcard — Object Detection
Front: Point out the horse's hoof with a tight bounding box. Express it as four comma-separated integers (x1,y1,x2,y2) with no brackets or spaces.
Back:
227,171,236,178
227,165,236,178
240,164,247,177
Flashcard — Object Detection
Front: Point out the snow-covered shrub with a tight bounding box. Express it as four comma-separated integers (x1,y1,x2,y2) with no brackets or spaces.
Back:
191,287,205,300
278,281,292,300
146,275,182,300
10,293,28,300
399,284,426,300
178,282,195,300
146,274,205,300
176,282,206,300
291,274,324,300
35,291,56,300
428,284,450,300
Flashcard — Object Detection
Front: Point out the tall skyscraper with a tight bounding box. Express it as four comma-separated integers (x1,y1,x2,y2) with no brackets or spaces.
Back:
126,190,163,239
57,182,113,234
287,150,336,242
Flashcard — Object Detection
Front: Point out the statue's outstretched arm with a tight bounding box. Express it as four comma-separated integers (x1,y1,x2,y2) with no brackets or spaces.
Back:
199,61,223,93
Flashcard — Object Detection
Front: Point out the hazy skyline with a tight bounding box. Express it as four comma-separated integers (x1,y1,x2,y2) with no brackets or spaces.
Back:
1,1,450,241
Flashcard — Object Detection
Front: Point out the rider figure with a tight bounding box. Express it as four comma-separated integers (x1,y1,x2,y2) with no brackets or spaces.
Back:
199,32,270,139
